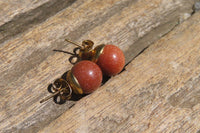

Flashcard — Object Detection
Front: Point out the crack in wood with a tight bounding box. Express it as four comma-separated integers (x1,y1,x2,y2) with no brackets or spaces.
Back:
0,0,76,44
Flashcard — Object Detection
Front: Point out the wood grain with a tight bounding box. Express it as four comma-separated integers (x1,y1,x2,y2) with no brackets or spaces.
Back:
0,0,196,132
40,11,200,133
0,0,75,43
0,0,54,25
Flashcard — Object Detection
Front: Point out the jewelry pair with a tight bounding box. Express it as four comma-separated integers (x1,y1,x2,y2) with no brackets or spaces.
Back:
40,39,125,103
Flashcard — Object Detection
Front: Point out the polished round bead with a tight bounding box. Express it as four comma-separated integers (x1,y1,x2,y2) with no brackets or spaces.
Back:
97,45,125,76
72,60,102,94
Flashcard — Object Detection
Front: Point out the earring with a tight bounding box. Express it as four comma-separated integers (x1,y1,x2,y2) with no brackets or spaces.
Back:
65,39,125,76
40,60,102,103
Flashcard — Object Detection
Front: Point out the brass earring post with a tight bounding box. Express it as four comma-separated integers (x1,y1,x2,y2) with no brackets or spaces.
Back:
65,39,82,48
40,91,60,103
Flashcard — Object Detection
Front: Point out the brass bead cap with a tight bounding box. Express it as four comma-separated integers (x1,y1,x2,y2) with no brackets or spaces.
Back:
91,44,105,63
67,70,83,95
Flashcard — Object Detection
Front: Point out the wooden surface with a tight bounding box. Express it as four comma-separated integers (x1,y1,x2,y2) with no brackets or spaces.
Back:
40,11,200,133
0,0,76,43
0,0,198,133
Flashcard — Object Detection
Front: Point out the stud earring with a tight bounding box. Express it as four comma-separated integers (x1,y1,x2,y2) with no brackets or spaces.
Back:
40,60,102,103
65,39,125,76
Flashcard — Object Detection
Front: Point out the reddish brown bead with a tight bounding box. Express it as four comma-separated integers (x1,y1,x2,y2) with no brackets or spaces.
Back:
72,60,102,94
97,45,125,76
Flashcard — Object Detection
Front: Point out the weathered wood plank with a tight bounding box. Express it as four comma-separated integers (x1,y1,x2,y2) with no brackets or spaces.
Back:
39,11,200,133
0,0,76,43
0,0,49,26
0,0,196,133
